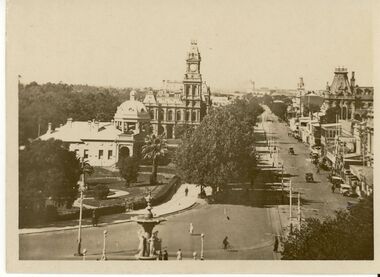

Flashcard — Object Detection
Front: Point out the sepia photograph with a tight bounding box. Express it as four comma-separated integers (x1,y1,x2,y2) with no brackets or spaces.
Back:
5,0,379,274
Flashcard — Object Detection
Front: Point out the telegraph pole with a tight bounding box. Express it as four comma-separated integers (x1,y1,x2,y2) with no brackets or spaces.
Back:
297,192,301,231
289,180,292,233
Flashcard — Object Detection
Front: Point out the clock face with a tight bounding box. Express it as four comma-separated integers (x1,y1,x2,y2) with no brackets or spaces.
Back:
190,64,197,72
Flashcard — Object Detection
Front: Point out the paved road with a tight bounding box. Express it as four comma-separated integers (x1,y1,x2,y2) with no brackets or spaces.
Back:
20,202,279,260
260,105,354,224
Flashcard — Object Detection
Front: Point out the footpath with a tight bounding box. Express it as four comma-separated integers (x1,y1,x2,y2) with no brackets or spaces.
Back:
19,184,202,235
253,120,284,259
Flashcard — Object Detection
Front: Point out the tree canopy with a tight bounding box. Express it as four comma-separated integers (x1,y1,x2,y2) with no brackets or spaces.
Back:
281,196,373,260
19,139,82,210
142,134,168,185
175,97,263,193
117,156,140,186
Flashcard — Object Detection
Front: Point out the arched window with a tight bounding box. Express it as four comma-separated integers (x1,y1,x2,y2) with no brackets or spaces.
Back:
168,110,173,121
176,110,181,121
342,106,347,120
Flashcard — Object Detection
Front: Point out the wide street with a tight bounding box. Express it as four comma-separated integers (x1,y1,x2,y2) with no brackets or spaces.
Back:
19,106,352,261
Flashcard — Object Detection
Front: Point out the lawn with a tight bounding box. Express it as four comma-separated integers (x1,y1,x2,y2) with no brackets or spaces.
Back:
83,167,175,208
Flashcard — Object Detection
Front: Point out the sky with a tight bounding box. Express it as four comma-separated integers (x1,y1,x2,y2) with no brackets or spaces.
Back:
7,0,374,92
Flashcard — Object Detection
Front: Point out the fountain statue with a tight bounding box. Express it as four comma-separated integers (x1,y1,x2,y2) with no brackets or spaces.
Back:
133,192,166,260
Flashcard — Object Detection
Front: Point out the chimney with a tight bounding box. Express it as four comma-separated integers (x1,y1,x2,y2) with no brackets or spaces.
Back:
47,122,52,134
351,71,355,87
95,121,99,132
130,90,136,101
67,118,73,127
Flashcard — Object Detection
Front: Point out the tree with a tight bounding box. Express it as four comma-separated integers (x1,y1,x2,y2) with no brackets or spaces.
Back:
175,98,263,195
303,103,321,117
141,134,168,185
93,184,110,200
19,139,82,225
322,106,341,124
270,102,288,121
117,156,140,186
281,196,373,260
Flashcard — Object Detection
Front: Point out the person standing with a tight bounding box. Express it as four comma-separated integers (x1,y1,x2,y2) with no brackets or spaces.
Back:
223,236,229,249
176,249,182,260
189,223,194,235
157,250,163,260
163,250,168,260
92,209,98,227
185,187,189,197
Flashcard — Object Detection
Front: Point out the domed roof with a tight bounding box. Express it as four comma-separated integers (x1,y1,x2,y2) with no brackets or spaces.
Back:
114,97,150,120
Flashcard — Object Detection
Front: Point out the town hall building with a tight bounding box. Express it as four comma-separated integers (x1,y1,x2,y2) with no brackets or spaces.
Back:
143,40,211,138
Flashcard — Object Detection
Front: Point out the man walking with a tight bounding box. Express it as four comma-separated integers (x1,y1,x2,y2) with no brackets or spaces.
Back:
185,187,189,197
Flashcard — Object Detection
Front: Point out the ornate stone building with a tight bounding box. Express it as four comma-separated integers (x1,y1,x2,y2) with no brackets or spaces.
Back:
39,91,150,167
321,67,373,120
143,40,211,138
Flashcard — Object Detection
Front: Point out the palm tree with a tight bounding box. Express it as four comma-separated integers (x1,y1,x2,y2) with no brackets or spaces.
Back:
141,134,167,185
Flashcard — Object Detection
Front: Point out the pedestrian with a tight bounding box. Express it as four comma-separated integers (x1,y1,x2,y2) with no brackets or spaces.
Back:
316,166,320,174
163,250,168,260
331,185,335,193
185,187,189,197
273,235,279,252
157,250,163,260
192,252,197,260
189,222,194,234
92,209,98,227
176,249,182,260
223,236,229,249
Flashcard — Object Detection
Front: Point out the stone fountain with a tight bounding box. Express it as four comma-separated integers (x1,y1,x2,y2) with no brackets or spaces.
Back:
133,192,166,260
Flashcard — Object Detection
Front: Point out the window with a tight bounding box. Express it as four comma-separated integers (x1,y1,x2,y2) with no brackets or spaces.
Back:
84,150,89,159
159,110,164,121
108,150,113,159
168,110,173,121
176,110,181,121
192,111,197,121
186,111,191,121
99,150,103,159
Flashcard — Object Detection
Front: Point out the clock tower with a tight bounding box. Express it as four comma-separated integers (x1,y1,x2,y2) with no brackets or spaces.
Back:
183,40,202,100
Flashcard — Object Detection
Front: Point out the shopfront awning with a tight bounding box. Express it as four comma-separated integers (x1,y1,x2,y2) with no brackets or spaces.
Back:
350,165,373,186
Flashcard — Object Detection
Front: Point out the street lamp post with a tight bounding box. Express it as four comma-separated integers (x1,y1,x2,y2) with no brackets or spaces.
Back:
75,159,86,256
289,180,293,233
101,230,108,261
200,233,205,260
281,164,284,202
